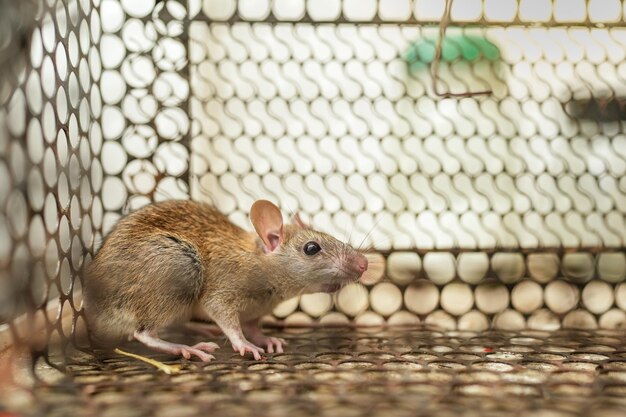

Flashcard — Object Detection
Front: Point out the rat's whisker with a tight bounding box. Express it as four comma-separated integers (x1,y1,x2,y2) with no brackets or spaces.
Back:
360,241,389,252
344,219,354,245
365,259,385,265
283,199,297,218
360,232,417,251
357,216,384,251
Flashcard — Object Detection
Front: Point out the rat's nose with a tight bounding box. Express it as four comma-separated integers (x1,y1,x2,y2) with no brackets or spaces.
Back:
356,255,368,273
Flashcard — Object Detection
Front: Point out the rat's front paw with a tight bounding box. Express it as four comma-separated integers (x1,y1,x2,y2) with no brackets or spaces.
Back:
253,336,287,354
231,341,265,360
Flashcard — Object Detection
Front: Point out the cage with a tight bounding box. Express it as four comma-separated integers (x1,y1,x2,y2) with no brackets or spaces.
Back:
1,0,626,416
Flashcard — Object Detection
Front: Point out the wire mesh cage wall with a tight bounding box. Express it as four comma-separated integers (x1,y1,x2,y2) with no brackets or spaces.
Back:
0,0,101,356
2,0,626,375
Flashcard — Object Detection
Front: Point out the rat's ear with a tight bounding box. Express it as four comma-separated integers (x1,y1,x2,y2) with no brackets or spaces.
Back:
292,213,310,229
250,200,284,252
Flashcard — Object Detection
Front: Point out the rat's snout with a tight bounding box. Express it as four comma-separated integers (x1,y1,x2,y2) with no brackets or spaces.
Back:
356,255,368,273
346,253,368,280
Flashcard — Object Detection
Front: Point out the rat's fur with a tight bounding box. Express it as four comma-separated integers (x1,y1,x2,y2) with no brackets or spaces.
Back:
83,200,367,360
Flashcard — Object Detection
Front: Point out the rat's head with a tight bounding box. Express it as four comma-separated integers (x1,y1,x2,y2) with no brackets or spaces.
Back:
250,200,368,295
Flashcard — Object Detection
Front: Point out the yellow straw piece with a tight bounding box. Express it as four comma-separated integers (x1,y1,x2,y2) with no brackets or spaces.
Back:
113,348,183,375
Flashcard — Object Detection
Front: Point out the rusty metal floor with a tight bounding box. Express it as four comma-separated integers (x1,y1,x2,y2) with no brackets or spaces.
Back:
13,327,626,417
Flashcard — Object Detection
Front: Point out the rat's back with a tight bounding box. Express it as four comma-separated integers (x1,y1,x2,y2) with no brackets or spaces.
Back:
83,200,250,344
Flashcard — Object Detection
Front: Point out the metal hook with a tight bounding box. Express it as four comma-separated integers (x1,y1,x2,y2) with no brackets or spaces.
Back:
431,0,493,98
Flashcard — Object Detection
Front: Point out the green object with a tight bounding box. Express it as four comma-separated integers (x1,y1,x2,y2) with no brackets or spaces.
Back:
404,32,500,66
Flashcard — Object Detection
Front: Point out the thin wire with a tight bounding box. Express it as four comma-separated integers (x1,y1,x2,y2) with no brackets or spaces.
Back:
431,0,492,98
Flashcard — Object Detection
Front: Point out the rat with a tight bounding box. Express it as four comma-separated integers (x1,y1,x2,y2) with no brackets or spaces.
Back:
83,199,368,361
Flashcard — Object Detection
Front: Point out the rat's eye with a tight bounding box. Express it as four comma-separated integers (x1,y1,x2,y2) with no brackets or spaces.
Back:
303,241,321,256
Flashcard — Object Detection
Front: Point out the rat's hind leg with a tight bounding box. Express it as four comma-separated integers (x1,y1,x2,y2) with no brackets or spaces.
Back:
133,330,219,362
126,234,222,359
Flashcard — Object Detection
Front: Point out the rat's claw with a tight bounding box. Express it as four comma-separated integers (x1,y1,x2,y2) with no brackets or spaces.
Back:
232,341,265,360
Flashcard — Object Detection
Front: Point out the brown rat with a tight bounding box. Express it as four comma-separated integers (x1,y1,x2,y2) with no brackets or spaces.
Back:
83,199,368,361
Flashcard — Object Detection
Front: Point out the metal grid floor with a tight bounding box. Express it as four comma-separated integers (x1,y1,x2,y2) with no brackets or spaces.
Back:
21,328,626,417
